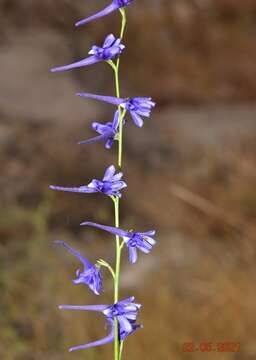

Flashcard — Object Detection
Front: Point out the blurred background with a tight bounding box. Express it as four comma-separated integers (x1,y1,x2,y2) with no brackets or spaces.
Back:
1,0,256,359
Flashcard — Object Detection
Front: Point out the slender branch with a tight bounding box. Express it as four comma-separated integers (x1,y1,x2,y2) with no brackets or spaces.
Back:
108,60,117,72
97,259,116,280
119,8,127,40
119,341,124,360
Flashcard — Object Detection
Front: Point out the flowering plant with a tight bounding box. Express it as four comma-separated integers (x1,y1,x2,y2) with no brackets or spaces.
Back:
50,2,156,359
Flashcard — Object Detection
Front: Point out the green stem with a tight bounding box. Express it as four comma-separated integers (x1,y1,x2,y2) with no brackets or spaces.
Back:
118,109,124,168
119,341,124,360
114,198,121,303
119,8,127,40
114,197,121,360
113,64,125,167
113,8,127,360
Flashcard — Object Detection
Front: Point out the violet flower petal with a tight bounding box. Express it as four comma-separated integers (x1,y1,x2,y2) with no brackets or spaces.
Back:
103,165,116,181
75,3,117,27
118,296,135,305
80,221,128,238
142,236,157,246
54,240,91,267
69,325,114,352
103,33,116,48
76,92,124,106
59,304,108,311
130,110,144,127
49,185,96,193
105,138,115,149
111,172,124,181
91,122,111,134
51,56,100,73
141,230,156,236
110,181,127,190
78,133,110,145
74,266,102,295
112,109,120,129
117,315,133,333
128,247,138,263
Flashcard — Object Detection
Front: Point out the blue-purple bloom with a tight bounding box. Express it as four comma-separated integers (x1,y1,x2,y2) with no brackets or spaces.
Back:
77,92,156,127
79,110,121,149
51,34,124,73
59,297,142,352
80,222,157,263
49,165,127,198
54,240,102,295
76,0,134,27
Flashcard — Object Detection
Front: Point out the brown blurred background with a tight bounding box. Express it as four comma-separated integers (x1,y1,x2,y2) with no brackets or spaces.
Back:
1,0,256,359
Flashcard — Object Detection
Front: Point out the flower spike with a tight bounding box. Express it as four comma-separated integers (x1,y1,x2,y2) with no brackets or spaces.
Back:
49,165,127,198
54,240,102,295
75,0,134,27
80,222,157,264
50,0,156,356
59,297,142,352
51,34,124,73
77,92,156,127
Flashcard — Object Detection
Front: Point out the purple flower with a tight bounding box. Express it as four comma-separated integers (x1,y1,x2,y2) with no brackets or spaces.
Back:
79,110,120,149
77,92,156,127
76,0,134,27
51,34,124,73
49,165,127,198
80,222,156,264
54,240,102,295
59,297,142,352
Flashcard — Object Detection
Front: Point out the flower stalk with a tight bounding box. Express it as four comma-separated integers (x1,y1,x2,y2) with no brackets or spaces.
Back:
50,1,156,359
113,10,126,359
114,196,121,359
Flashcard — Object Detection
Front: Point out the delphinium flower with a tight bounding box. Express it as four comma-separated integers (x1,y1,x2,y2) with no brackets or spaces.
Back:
79,110,121,149
77,92,156,127
81,222,157,264
49,165,127,198
59,297,142,352
51,34,125,73
75,0,134,27
54,240,102,295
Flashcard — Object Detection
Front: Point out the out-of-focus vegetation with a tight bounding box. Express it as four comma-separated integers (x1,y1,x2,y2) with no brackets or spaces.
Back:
1,0,256,359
